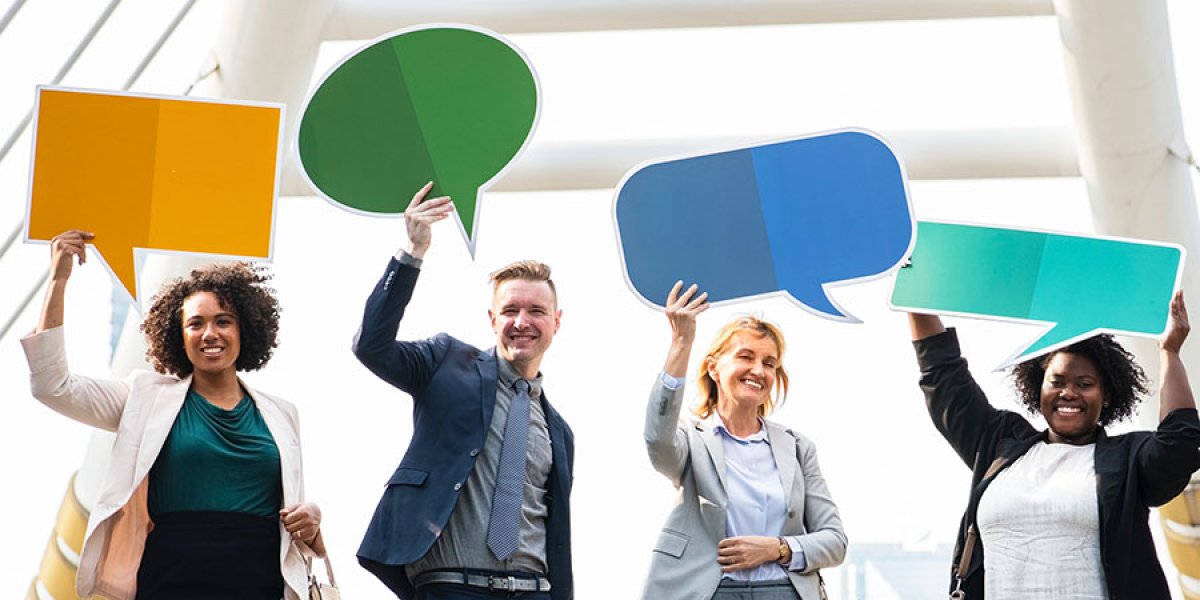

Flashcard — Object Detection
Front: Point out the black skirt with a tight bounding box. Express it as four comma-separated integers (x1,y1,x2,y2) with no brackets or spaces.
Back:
136,511,284,600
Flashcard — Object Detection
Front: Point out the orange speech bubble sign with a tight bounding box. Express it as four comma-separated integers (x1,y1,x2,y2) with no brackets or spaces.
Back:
26,86,284,305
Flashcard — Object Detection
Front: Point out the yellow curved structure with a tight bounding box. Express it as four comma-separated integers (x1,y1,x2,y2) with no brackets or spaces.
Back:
1162,478,1200,599
28,475,87,600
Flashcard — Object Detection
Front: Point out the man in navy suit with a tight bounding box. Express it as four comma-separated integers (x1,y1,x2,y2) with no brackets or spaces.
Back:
353,183,574,600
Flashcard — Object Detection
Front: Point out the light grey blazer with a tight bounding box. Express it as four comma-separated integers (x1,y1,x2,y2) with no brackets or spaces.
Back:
643,379,847,600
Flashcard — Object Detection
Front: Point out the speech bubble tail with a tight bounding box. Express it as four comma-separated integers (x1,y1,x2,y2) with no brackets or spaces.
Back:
455,199,479,260
90,239,141,309
786,285,860,323
1001,322,1093,370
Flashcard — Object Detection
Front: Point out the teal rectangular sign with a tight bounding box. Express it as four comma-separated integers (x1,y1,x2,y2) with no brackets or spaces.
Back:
891,221,1184,366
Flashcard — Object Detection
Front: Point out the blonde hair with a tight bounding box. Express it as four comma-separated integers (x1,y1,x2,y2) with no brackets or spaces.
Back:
489,260,556,303
695,315,789,418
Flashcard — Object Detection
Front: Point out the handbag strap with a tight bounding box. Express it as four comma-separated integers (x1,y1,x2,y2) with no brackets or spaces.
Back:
294,539,338,587
950,524,977,599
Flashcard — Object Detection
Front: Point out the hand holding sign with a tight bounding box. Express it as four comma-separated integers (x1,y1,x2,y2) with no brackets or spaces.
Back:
298,25,539,256
26,87,284,305
403,182,455,258
614,130,913,321
891,221,1185,366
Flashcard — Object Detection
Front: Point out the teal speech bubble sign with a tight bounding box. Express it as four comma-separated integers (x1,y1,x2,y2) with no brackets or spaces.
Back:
297,24,539,256
891,221,1184,367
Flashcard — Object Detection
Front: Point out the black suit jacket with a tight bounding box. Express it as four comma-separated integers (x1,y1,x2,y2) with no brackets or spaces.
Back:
915,328,1200,600
353,259,575,599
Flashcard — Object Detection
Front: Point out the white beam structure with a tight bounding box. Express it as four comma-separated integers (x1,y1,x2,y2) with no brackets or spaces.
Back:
1054,0,1199,420
279,128,1080,197
320,0,1053,39
471,128,1080,192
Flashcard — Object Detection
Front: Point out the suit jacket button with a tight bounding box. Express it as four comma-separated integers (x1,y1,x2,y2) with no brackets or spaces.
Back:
470,449,480,457
788,511,795,518
454,482,463,491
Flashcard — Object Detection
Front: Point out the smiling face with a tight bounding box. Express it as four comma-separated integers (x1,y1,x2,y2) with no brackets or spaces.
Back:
489,279,561,378
705,330,779,415
1040,351,1106,444
181,291,241,378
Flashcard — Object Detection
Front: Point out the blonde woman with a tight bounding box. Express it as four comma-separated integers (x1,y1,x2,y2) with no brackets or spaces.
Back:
643,282,846,599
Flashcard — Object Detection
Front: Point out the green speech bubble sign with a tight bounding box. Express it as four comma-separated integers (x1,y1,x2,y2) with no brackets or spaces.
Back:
298,25,539,255
891,221,1184,367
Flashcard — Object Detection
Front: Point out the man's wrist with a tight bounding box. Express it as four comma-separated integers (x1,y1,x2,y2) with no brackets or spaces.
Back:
396,250,425,268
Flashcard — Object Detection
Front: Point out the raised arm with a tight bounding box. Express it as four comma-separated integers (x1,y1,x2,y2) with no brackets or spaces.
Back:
1136,290,1200,505
1159,290,1195,420
645,282,708,483
402,181,453,261
37,230,93,332
662,281,708,378
24,229,128,431
905,311,1023,469
351,184,454,393
908,312,946,341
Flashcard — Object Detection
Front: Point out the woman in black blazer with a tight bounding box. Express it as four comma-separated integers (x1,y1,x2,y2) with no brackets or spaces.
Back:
906,291,1199,599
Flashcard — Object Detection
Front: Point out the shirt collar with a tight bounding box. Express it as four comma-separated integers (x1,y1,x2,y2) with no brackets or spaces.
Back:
709,413,770,444
496,354,543,398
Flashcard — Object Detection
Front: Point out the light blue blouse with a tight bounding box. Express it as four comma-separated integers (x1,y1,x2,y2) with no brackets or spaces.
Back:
661,373,806,580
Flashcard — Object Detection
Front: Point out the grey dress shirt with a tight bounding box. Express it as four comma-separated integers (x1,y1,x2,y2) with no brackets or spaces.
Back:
406,356,553,577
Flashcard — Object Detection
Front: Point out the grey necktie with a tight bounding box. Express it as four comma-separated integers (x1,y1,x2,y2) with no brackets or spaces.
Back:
487,378,531,560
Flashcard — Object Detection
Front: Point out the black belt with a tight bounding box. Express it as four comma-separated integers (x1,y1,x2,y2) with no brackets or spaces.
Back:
414,570,551,593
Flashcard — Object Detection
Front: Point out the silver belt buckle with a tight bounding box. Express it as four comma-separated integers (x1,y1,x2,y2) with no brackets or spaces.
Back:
488,575,516,591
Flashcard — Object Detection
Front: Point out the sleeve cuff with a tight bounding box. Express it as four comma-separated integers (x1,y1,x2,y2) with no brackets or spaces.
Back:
660,371,685,390
786,538,807,571
395,250,423,268
913,327,962,370
21,326,68,372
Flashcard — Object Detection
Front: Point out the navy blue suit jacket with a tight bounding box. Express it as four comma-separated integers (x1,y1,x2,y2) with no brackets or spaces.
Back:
353,259,575,600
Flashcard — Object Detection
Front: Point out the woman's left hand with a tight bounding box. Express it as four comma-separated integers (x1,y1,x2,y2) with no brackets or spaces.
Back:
717,536,781,572
1162,290,1190,354
280,502,322,545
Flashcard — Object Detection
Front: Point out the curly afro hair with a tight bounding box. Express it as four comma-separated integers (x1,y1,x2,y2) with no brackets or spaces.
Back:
140,262,280,377
1009,334,1149,428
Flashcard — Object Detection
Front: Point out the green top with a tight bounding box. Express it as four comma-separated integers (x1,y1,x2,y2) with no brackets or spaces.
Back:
148,388,282,518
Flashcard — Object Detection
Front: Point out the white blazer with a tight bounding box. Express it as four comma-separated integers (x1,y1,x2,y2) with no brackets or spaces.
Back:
22,327,310,600
643,379,847,599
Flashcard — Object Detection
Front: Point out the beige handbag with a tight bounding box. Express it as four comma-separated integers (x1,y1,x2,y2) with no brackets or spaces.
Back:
307,553,340,600
296,540,340,600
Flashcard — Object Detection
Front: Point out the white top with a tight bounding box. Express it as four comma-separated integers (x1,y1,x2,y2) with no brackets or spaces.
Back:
976,441,1107,599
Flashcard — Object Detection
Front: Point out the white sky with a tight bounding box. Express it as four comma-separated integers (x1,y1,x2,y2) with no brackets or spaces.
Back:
1,1,1199,598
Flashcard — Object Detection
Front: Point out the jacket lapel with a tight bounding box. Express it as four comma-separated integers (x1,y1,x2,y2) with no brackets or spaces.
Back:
135,376,191,477
1092,428,1120,584
698,416,730,493
767,423,798,505
478,349,498,430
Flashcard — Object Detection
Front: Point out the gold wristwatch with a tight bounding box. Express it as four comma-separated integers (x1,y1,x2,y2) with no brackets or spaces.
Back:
777,537,792,565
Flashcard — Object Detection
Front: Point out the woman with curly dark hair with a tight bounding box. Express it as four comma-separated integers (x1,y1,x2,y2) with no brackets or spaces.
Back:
906,291,1199,600
22,230,324,600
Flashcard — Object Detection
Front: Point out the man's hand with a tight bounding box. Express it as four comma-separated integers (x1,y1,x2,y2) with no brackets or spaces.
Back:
404,182,454,259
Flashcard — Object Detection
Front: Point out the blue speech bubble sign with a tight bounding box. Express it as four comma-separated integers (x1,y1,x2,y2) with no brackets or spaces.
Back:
613,130,914,320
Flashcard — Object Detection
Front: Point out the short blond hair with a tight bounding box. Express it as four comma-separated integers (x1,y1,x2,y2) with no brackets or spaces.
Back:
489,260,556,302
695,315,789,418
